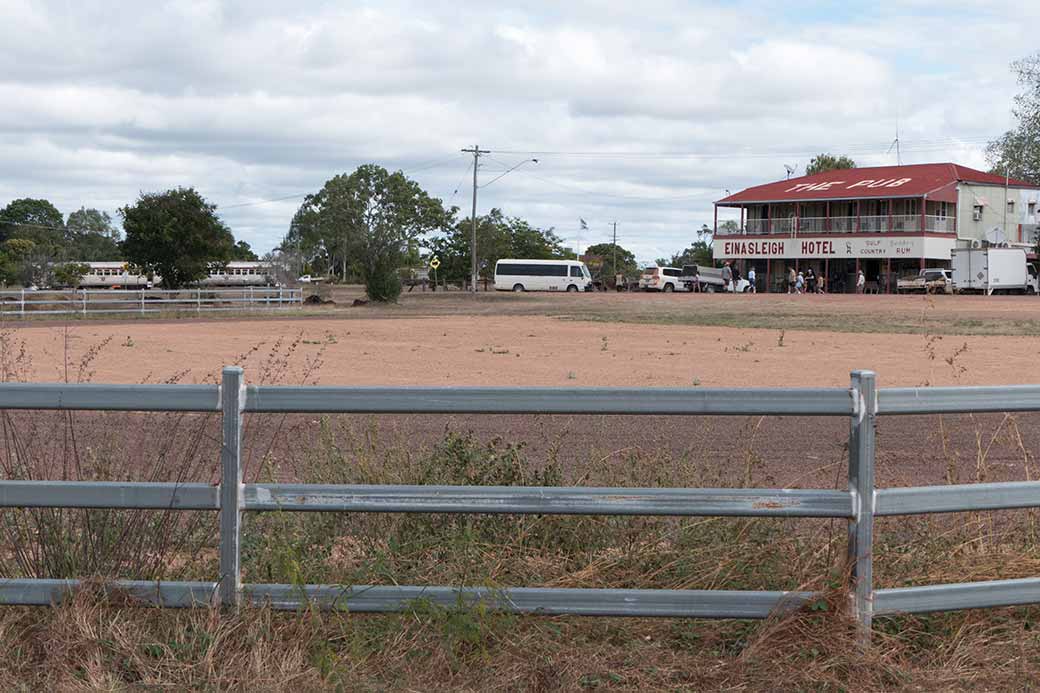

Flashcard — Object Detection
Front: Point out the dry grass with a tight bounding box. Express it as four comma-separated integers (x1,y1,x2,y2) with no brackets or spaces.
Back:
2,327,1040,690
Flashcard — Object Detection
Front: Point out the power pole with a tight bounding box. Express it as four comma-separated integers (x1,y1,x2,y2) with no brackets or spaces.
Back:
461,145,489,293
612,221,618,286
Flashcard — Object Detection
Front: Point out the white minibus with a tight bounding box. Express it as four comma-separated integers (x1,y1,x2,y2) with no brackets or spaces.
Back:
494,259,593,292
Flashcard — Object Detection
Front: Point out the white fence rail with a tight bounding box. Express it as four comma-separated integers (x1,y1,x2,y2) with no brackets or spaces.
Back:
0,288,302,316
2,370,1040,645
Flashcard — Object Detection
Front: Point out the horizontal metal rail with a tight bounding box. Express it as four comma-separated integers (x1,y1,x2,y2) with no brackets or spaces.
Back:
0,383,219,411
0,579,217,607
879,385,1040,414
242,584,814,618
876,578,1040,615
2,369,1040,641
244,484,853,517
0,481,218,510
876,481,1040,516
245,385,857,416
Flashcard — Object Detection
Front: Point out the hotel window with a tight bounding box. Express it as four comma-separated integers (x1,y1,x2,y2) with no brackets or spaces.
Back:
1007,200,1015,214
1029,202,1036,216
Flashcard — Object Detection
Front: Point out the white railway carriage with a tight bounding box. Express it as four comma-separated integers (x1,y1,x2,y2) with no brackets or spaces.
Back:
201,262,274,286
72,261,275,288
77,262,153,288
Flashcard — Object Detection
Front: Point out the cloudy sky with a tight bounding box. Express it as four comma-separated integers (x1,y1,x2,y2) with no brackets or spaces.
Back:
1,0,1036,263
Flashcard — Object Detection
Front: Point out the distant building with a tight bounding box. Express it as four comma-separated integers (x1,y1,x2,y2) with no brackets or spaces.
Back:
714,163,1040,293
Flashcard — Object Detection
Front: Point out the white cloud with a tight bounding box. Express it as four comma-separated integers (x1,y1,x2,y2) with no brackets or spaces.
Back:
0,0,1035,261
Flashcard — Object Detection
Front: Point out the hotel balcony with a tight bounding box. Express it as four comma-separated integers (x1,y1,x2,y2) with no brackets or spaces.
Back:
730,215,955,236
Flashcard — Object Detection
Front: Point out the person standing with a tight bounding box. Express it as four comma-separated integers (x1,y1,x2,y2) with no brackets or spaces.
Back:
731,264,742,292
787,267,796,294
856,269,866,294
795,271,805,295
615,272,624,292
806,267,816,294
747,267,757,293
722,262,732,292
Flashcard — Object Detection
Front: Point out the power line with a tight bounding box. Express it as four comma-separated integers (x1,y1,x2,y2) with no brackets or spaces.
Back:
488,135,997,160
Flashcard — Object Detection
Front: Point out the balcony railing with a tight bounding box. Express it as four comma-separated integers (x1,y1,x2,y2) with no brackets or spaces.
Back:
734,215,953,236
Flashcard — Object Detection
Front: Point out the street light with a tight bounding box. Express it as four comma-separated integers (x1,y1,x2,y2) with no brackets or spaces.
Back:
467,157,538,293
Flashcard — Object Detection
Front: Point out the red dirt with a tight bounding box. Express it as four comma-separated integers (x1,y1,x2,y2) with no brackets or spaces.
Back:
7,313,1037,388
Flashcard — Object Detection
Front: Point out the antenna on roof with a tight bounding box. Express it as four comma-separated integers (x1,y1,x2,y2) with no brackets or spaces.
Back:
888,118,902,165
784,164,797,179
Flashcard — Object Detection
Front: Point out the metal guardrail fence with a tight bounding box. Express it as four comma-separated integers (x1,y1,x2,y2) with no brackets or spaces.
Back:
2,369,1040,644
0,288,302,316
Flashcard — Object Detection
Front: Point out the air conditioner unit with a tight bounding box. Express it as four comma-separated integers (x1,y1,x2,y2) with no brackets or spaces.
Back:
970,239,983,249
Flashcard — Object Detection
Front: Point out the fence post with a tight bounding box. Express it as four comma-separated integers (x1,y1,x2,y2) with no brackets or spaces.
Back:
848,370,877,646
19,289,24,317
81,289,87,316
140,289,145,314
219,366,245,609
197,288,201,314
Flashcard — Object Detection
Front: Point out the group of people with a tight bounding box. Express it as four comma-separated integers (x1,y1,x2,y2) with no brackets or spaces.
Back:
786,267,825,295
720,262,756,293
786,267,868,294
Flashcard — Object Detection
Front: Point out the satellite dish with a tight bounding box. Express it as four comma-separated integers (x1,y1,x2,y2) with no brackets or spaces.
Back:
984,227,1008,246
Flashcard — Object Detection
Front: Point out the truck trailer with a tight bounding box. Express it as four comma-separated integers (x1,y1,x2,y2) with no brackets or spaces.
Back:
951,248,1038,295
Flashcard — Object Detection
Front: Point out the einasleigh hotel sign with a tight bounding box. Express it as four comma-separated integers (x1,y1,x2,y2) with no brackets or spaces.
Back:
714,235,956,260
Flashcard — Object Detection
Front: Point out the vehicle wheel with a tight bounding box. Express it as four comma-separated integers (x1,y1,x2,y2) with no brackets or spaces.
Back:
742,285,751,293
566,284,578,292
705,285,716,294
512,284,525,292
663,283,674,293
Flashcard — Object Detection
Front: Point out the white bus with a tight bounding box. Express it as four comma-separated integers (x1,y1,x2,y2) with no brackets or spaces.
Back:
494,259,593,292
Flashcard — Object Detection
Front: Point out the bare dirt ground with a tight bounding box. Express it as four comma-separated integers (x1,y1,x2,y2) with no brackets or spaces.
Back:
5,292,1039,491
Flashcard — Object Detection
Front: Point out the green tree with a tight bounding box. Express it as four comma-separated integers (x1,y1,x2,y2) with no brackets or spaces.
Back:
669,241,713,268
986,53,1040,184
0,198,64,242
121,187,234,289
51,262,91,288
288,165,449,302
0,238,36,285
425,209,567,284
805,154,857,177
67,207,120,240
230,240,258,261
583,242,637,286
65,208,122,260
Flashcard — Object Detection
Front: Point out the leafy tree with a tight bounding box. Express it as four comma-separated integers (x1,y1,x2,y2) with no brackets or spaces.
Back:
121,187,234,289
0,238,36,285
584,242,637,286
287,165,449,301
0,198,63,242
805,154,856,177
67,207,120,240
230,240,258,261
426,209,568,284
51,262,91,288
986,53,1040,184
669,241,713,268
70,231,121,261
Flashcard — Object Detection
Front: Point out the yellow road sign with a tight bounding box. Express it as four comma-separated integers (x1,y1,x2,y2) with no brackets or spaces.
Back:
429,257,441,270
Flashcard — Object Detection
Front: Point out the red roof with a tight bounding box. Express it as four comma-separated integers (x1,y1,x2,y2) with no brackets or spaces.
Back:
717,163,1036,205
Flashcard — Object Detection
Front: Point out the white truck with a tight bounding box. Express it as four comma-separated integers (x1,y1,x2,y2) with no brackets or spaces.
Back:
679,265,751,293
951,248,1039,295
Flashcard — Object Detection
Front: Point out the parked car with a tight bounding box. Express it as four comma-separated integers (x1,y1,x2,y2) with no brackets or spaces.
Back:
897,268,952,294
297,274,323,284
639,267,684,292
